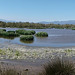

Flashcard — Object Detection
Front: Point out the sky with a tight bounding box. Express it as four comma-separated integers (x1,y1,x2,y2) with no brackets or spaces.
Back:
0,0,75,22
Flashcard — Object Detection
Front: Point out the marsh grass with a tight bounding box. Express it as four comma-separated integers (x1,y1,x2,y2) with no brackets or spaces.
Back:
0,32,19,37
16,29,36,35
72,28,75,30
35,32,48,37
0,29,6,32
7,31,15,33
16,29,26,35
40,57,75,75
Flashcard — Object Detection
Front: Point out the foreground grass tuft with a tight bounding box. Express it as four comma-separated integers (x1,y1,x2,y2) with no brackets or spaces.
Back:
40,58,75,75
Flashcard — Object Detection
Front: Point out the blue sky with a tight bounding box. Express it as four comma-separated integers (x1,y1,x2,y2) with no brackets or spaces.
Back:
0,0,75,22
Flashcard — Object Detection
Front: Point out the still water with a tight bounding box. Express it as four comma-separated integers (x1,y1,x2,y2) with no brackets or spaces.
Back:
0,28,75,47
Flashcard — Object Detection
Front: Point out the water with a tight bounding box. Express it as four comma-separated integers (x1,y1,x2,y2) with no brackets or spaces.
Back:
0,28,75,47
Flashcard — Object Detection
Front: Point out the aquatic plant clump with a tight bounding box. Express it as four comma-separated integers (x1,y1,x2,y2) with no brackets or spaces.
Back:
0,32,19,37
35,32,48,37
41,58,75,75
28,30,36,35
16,29,36,35
7,31,15,33
23,30,36,35
16,29,26,35
20,35,34,41
72,28,75,30
0,29,6,31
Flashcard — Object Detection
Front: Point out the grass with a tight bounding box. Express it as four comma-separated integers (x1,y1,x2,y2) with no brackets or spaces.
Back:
0,31,19,37
7,31,15,33
0,29,35,40
24,30,36,35
40,57,75,75
16,29,36,35
35,32,48,37
72,28,75,30
16,29,26,35
27,30,36,35
0,29,6,31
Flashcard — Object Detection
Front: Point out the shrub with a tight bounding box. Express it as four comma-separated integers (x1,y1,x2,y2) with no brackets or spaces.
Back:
35,32,48,37
23,30,35,35
0,32,19,37
16,29,36,35
6,32,19,37
0,31,6,36
28,30,36,35
41,58,75,75
0,29,6,31
7,31,15,33
16,29,26,35
20,35,34,41
72,28,75,30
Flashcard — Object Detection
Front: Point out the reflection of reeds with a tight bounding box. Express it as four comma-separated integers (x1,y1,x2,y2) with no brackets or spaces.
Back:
40,57,75,75
20,35,34,41
0,35,15,40
20,40,34,44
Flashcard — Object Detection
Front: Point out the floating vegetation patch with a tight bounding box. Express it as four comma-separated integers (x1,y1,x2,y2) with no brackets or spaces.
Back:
35,32,48,37
16,29,36,35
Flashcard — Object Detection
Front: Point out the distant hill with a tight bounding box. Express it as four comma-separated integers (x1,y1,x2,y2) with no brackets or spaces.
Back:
0,19,16,22
0,19,75,25
38,20,75,24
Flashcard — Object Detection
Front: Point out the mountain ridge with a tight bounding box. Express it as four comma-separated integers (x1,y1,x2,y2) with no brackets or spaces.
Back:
38,20,75,24
0,19,75,24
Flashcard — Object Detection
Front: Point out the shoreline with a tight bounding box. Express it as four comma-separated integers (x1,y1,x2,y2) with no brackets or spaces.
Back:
0,42,75,60
0,43,75,74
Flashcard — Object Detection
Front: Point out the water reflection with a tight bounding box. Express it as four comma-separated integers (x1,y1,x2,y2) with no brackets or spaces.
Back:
0,28,75,47
20,40,34,44
0,36,16,40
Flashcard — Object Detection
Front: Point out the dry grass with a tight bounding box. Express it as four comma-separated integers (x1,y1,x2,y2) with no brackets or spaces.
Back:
40,57,75,75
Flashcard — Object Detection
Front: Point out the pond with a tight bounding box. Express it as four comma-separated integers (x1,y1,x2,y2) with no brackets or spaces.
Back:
0,28,75,47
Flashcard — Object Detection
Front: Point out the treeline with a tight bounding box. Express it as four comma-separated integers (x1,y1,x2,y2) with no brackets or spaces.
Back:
0,21,75,29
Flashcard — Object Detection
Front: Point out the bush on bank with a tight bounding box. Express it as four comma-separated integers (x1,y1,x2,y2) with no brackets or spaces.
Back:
35,32,48,37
